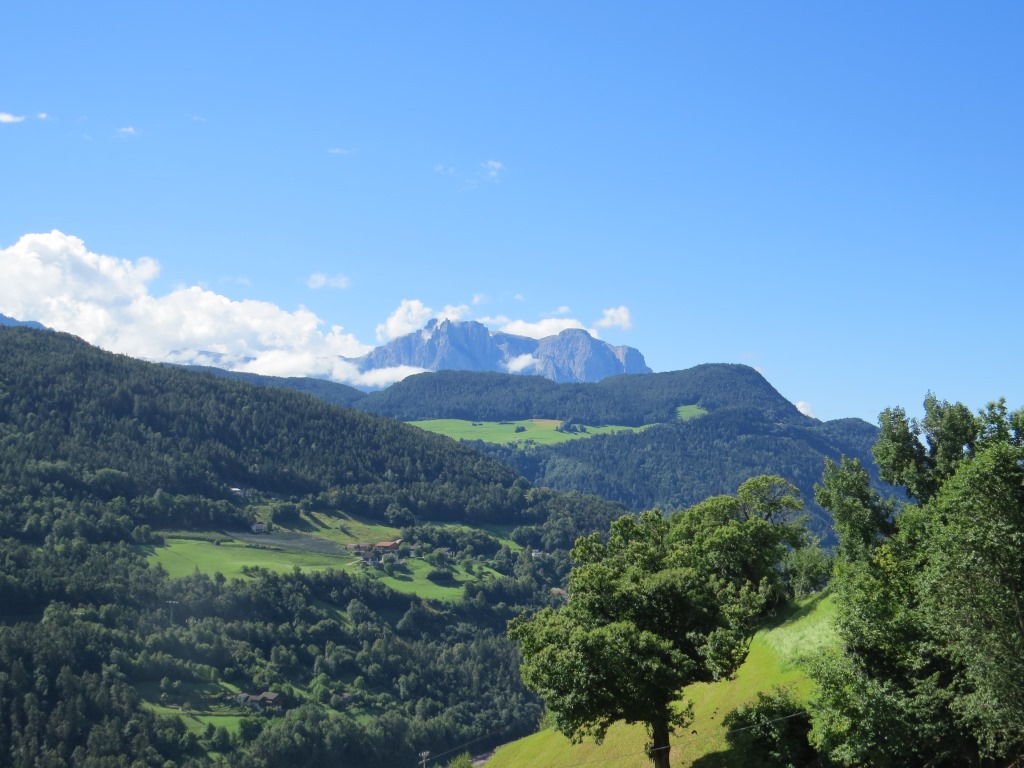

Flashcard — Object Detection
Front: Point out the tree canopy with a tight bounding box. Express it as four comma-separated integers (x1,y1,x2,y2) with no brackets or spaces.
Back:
810,395,1024,765
510,477,808,768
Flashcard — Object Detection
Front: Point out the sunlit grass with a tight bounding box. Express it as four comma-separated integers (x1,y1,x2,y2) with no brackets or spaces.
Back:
409,418,653,445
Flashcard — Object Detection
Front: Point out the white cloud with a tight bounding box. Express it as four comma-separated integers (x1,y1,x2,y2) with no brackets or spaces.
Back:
504,354,537,373
482,160,504,180
796,401,816,418
327,147,351,155
376,299,434,342
116,126,137,136
307,272,350,290
37,113,48,120
596,305,633,330
437,304,470,322
434,163,455,174
472,294,487,305
0,113,25,123
500,317,590,339
0,231,374,384
355,365,429,388
514,293,525,301
552,305,571,316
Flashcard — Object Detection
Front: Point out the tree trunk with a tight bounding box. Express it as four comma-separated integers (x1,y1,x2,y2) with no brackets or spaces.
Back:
649,716,671,768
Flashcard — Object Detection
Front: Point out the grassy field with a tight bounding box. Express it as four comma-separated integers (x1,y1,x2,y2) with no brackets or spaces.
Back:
147,522,508,602
375,557,500,600
147,538,357,579
409,418,653,445
486,591,836,768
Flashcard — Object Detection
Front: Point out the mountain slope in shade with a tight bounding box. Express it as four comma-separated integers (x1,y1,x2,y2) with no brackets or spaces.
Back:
350,319,652,383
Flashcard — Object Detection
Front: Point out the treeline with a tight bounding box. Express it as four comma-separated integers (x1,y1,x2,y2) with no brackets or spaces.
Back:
181,365,367,409
353,365,811,426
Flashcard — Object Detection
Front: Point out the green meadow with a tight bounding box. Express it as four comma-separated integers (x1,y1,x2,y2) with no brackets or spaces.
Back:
409,418,652,445
148,538,354,579
147,511,513,602
486,591,836,768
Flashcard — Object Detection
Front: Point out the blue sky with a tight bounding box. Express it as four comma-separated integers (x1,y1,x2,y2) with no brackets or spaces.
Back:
2,2,1022,422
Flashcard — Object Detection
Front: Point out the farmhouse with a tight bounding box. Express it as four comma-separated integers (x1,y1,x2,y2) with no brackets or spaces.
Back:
237,691,283,710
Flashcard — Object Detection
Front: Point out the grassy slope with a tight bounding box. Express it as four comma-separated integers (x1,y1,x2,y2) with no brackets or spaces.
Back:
409,418,652,445
147,508,516,600
409,406,706,447
147,539,356,579
487,592,836,768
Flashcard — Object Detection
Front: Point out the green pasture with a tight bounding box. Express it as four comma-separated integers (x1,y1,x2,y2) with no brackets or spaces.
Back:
147,538,355,579
486,591,836,768
374,557,472,600
676,404,707,421
148,531,504,602
293,509,401,544
409,418,652,445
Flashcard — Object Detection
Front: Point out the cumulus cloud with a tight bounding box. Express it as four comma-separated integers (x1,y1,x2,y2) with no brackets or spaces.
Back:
0,113,25,123
504,354,538,373
0,231,375,384
796,401,816,418
307,272,350,290
375,300,474,342
376,299,434,342
500,317,590,339
437,304,470,322
596,305,633,330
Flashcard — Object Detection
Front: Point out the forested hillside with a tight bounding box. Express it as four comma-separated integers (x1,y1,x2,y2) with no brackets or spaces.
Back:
0,326,632,767
354,365,808,426
183,364,367,409
479,410,879,541
0,327,586,531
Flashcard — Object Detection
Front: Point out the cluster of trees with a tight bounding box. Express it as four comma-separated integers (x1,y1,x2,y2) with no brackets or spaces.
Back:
808,395,1024,765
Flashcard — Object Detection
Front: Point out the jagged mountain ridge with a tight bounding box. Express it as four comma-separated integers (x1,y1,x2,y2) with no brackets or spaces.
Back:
350,319,652,383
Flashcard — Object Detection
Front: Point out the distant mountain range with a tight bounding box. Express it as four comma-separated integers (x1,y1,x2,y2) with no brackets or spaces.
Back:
349,319,651,384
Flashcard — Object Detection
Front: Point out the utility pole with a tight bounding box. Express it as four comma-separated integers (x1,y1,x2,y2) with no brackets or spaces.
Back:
419,750,430,768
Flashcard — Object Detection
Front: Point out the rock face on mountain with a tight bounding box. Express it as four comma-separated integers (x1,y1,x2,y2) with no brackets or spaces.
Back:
351,319,652,383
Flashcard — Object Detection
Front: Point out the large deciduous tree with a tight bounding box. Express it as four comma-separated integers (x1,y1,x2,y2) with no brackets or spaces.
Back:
510,477,807,768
